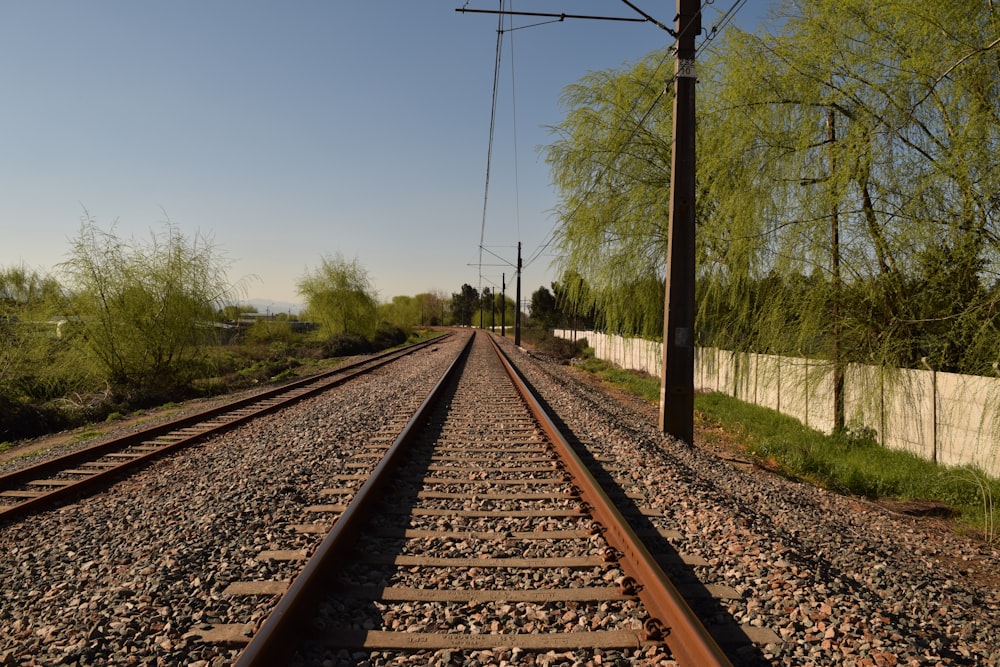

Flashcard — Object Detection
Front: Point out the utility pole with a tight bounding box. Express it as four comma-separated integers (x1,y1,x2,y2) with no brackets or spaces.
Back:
514,242,522,346
501,272,506,337
828,108,845,432
659,0,699,443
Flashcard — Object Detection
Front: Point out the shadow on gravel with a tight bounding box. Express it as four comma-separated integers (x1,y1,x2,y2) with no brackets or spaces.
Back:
511,353,994,666
513,373,771,667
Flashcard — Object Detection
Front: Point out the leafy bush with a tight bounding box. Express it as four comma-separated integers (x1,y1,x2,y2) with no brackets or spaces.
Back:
322,333,372,357
522,329,588,362
372,324,408,351
0,394,70,441
247,320,294,344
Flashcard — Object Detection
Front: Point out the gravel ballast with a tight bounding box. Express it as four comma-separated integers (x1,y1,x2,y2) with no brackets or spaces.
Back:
0,332,997,666
497,337,1000,666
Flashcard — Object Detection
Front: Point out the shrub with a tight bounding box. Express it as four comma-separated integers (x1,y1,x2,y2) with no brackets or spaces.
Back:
322,333,371,357
0,393,71,441
522,330,588,362
372,324,408,351
247,320,294,345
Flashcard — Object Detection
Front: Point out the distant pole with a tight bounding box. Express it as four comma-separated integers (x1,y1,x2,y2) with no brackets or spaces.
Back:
501,273,507,337
514,242,522,346
659,0,699,444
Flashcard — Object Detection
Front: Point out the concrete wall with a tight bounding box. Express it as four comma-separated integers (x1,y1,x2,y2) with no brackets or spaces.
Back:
555,329,1000,477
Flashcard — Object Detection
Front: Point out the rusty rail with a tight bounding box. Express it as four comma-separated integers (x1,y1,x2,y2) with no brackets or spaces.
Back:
0,333,449,523
233,331,475,666
235,331,731,666
487,334,732,666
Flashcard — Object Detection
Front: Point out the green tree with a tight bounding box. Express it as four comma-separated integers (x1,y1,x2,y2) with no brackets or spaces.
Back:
696,0,1000,373
546,0,1000,376
59,218,237,402
544,51,674,336
297,253,378,339
378,295,420,330
414,292,445,326
551,271,596,331
529,286,557,330
0,265,79,401
450,284,479,327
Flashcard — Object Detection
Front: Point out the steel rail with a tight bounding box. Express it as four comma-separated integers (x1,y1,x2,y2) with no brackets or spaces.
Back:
233,331,475,667
0,333,450,523
235,330,729,665
486,334,732,667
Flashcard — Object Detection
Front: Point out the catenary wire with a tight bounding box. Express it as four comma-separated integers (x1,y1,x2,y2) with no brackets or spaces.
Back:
523,0,747,271
477,1,506,294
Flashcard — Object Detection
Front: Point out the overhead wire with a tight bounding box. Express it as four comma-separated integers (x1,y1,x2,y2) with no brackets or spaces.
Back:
697,0,748,56
522,0,749,271
508,3,521,243
477,1,506,293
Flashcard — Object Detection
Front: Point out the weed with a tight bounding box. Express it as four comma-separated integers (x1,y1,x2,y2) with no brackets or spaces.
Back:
270,369,298,382
946,468,997,544
69,429,103,444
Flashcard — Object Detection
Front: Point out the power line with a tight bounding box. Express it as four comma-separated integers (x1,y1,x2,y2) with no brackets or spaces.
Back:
477,1,506,294
524,0,744,271
508,3,521,242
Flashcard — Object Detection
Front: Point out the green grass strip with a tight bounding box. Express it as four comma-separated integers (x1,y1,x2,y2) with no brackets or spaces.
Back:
574,353,998,540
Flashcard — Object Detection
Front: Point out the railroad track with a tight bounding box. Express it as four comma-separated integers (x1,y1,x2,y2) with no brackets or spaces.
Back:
224,331,731,666
0,334,449,524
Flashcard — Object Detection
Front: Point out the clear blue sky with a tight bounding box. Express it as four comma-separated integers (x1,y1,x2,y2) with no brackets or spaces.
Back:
0,1,774,311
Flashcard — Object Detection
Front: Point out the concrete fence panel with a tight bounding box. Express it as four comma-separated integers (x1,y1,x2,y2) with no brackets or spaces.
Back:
936,371,1000,473
845,364,884,444
754,354,781,412
779,355,810,427
552,330,999,475
883,368,935,462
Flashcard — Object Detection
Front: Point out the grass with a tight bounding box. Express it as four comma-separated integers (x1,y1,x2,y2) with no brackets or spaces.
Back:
577,357,660,403
68,429,104,444
573,351,999,541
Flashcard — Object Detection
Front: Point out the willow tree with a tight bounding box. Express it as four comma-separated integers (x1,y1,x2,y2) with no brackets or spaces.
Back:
298,254,379,339
546,0,999,379
545,51,675,338
60,218,237,402
697,0,1000,375
0,265,78,403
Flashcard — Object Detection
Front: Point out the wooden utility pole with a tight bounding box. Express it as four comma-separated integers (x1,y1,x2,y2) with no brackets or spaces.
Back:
501,273,506,337
828,108,845,432
659,0,700,443
514,242,522,346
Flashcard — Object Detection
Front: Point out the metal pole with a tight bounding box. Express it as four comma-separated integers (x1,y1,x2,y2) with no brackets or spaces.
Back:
659,0,699,443
514,242,522,346
501,273,506,337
